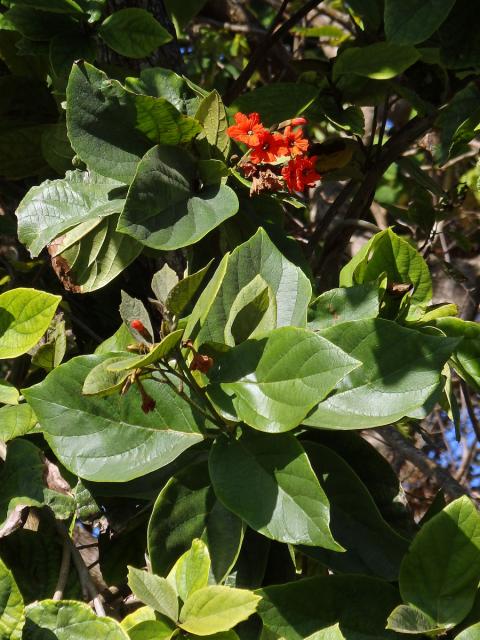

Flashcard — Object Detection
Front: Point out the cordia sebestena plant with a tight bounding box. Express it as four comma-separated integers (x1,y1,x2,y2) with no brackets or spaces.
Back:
2,1,480,639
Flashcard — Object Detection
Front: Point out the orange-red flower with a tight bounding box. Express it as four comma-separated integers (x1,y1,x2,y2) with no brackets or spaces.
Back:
227,112,267,146
282,156,321,192
250,132,284,164
281,126,309,157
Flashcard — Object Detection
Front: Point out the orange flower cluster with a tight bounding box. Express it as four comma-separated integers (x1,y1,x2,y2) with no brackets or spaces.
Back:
227,112,321,193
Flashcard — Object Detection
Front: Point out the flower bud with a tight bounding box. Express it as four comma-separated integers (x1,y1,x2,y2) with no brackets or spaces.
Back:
291,117,307,126
130,319,145,332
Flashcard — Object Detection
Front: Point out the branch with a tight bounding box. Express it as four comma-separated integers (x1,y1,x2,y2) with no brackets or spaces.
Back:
461,381,480,441
379,426,468,501
224,0,323,105
53,537,71,601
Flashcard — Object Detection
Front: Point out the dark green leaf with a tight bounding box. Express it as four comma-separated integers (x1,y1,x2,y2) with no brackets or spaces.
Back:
384,0,455,45
99,8,172,59
209,429,342,549
148,461,244,582
23,355,205,482
135,95,202,145
333,43,420,80
308,284,379,330
305,318,459,429
117,145,238,250
232,84,318,127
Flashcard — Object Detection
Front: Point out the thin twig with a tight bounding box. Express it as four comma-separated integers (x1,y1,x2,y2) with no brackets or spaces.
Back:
53,538,71,601
194,18,265,35
224,0,323,105
461,381,480,441
55,521,106,616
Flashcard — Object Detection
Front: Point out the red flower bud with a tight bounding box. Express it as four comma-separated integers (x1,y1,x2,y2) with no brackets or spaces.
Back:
141,396,156,414
130,319,145,332
291,117,307,126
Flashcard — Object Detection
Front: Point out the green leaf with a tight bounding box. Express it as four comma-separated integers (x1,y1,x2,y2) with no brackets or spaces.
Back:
435,317,480,391
232,84,318,127
128,620,176,640
225,275,276,345
23,354,205,482
0,557,24,640
148,461,244,582
135,95,202,145
164,0,208,30
346,0,382,29
209,429,342,549
209,327,359,433
258,575,401,640
0,404,37,441
179,586,260,635
121,607,156,631
457,623,480,640
0,123,49,180
24,600,129,639
0,439,75,533
66,62,150,183
16,170,124,257
120,291,154,344
41,124,75,175
439,0,480,70
304,318,459,429
0,380,19,405
126,67,193,113
168,539,211,603
49,33,97,85
185,228,311,348
50,213,142,293
128,567,179,621
397,496,480,629
117,145,238,250
95,323,133,355
384,0,455,45
300,442,408,581
0,288,60,359
82,354,132,397
435,84,480,162
99,8,172,59
10,0,83,14
152,264,179,305
333,43,420,80
386,605,443,635
165,263,212,317
350,229,432,319
31,319,66,371
308,284,379,330
195,91,230,160
107,330,184,373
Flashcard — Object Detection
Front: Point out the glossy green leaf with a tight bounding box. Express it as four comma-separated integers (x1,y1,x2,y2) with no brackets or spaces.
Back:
95,323,133,355
121,607,156,632
0,439,75,532
341,229,432,319
186,229,311,347
168,539,210,603
308,284,379,330
135,95,202,145
224,275,276,346
386,605,443,635
397,496,480,629
11,0,83,14
117,145,238,250
384,0,455,45
435,317,480,391
128,567,179,621
333,43,420,80
99,8,172,59
50,213,142,293
209,429,342,549
24,600,129,639
195,90,229,159
457,622,480,640
23,354,205,482
300,442,408,581
0,288,60,359
66,62,150,183
305,318,458,429
179,586,260,635
209,327,359,432
0,557,24,640
107,330,184,372
0,380,19,405
16,170,123,257
82,354,132,397
0,404,37,441
232,84,318,127
258,575,401,640
165,262,212,317
148,461,244,582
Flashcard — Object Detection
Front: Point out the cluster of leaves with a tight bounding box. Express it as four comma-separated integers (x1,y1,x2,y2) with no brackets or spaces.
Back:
2,1,480,640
